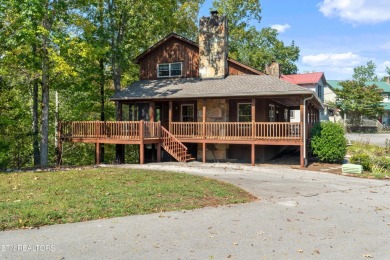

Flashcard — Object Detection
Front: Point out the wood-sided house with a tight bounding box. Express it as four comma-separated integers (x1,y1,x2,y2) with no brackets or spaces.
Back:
60,11,322,167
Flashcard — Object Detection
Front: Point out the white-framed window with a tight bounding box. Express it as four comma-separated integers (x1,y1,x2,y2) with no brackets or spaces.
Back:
181,104,194,122
157,62,182,78
269,104,275,122
237,103,251,122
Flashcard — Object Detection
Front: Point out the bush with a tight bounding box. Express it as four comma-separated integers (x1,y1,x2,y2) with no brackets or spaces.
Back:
373,156,390,170
350,154,372,171
310,122,347,163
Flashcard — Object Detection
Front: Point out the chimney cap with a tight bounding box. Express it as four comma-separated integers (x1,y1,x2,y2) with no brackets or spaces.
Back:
210,10,219,16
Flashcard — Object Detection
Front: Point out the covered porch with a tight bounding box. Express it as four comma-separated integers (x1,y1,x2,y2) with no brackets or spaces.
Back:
60,95,321,167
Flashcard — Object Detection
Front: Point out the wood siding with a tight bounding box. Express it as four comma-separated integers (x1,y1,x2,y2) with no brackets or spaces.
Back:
138,37,199,80
228,61,259,75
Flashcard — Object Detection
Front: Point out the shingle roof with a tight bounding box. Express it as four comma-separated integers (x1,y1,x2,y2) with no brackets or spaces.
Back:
281,72,324,85
111,75,316,101
328,80,390,92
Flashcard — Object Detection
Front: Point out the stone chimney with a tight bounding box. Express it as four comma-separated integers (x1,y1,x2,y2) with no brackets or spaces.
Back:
265,60,281,78
199,11,228,79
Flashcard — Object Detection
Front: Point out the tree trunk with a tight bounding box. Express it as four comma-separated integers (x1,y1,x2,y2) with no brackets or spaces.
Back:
99,58,105,163
32,76,40,166
40,18,50,167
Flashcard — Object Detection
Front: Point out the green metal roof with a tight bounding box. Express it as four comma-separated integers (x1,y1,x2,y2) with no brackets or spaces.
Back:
327,80,343,90
327,80,390,93
366,81,390,92
382,102,390,110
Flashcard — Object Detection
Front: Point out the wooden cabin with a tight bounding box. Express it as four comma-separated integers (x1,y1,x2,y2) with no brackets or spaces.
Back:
60,12,322,167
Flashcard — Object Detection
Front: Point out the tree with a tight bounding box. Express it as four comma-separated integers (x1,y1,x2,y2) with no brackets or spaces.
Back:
212,0,300,74
352,60,379,82
334,80,384,127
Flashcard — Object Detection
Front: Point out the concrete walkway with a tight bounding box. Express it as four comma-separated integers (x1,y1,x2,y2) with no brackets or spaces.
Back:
1,162,390,259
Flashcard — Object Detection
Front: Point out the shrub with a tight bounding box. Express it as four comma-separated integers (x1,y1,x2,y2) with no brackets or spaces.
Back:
350,154,372,171
310,122,347,163
373,156,390,170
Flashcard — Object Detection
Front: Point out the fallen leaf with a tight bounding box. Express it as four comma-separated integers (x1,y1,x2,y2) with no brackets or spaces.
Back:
314,249,320,254
363,254,373,258
298,249,303,253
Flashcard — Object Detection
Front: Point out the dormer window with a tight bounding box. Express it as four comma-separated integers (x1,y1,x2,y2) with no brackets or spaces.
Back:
157,62,182,78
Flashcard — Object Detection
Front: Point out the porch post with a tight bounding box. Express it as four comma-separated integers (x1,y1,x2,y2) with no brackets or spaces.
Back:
116,102,125,163
149,101,155,122
251,143,255,166
251,98,256,139
300,104,305,168
169,101,173,132
202,99,206,138
140,120,145,164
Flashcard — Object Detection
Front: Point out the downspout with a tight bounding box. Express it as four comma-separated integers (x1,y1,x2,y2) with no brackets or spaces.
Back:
303,94,314,167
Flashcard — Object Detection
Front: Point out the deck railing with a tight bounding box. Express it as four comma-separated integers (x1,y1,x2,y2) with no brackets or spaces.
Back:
170,122,302,140
60,121,303,142
60,121,161,140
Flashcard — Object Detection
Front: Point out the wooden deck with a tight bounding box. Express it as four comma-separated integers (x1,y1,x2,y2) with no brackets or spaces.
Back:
60,121,303,144
59,121,307,166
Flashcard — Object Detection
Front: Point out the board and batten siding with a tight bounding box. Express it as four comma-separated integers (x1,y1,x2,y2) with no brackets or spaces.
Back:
138,37,199,80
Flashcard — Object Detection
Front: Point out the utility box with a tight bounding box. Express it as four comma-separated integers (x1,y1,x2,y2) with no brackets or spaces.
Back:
342,164,363,174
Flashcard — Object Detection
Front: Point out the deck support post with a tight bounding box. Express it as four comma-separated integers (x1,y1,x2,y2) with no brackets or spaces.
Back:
251,143,255,166
157,142,161,162
95,143,100,164
202,142,206,164
169,101,173,132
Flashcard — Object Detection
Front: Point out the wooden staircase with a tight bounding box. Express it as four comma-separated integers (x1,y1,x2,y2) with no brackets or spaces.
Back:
161,126,195,162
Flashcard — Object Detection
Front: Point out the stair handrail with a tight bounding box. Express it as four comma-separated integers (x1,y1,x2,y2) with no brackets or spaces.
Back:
161,126,188,152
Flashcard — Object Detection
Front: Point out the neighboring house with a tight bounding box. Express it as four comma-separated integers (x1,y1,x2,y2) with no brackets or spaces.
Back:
60,12,322,167
327,80,390,126
281,72,326,122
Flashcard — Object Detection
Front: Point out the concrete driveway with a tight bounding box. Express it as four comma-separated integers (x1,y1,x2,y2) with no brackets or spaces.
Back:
346,133,390,147
1,162,390,259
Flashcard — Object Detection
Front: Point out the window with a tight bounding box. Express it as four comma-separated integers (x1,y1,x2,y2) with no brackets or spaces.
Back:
237,103,251,122
316,84,322,99
269,104,275,122
181,104,194,122
157,62,182,78
290,110,295,119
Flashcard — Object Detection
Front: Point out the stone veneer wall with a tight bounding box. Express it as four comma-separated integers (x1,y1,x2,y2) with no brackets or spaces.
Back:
196,99,229,161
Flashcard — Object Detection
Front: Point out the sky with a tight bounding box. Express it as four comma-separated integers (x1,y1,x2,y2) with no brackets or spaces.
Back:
199,0,390,80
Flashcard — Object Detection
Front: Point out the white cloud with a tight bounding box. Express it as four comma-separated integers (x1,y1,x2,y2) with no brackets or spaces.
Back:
302,52,361,67
318,0,390,24
300,52,364,79
270,23,291,33
381,42,390,50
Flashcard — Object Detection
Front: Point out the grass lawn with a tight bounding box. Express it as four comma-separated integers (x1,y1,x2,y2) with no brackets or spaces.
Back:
0,167,256,231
